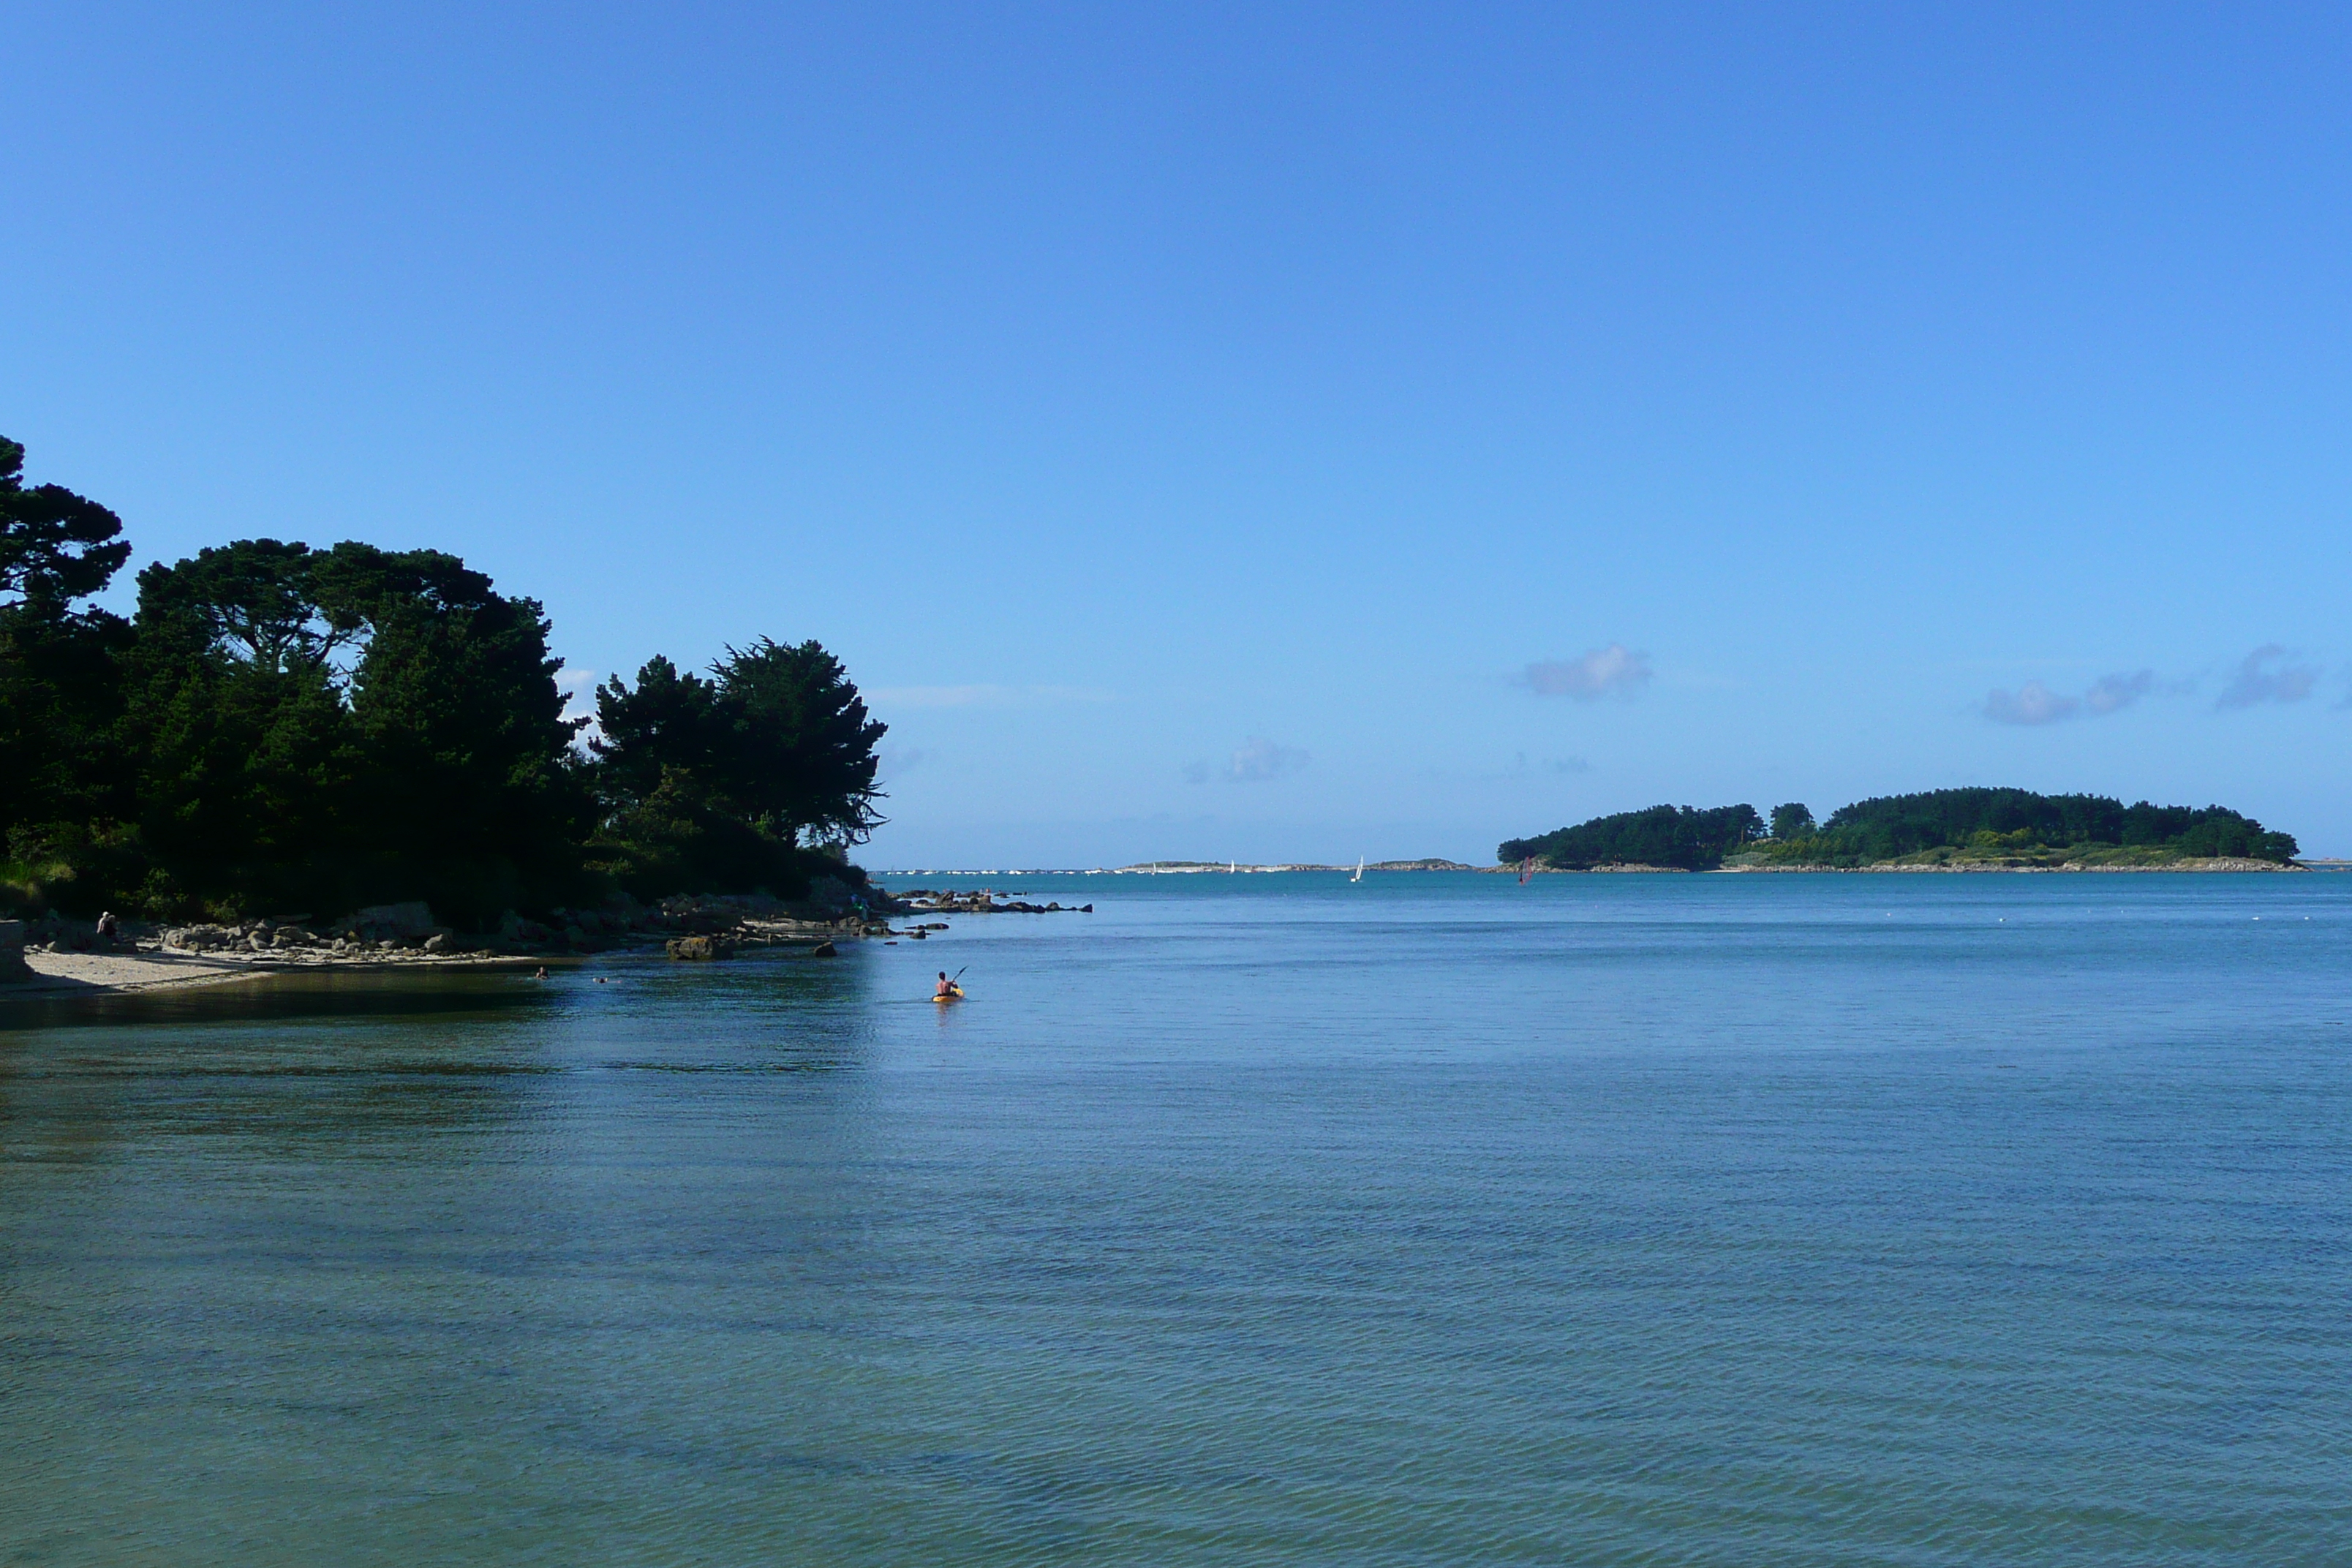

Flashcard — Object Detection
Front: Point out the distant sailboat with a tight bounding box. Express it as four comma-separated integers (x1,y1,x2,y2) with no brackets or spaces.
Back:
1351,856,1365,883
1229,859,1237,874
1518,856,1535,885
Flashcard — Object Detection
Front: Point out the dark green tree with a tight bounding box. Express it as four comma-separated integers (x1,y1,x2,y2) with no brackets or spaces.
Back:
123,541,364,913
1769,802,1815,840
328,544,591,921
1499,804,1765,870
0,436,131,614
121,539,589,920
586,638,884,900
0,438,135,903
589,655,723,809
710,638,886,847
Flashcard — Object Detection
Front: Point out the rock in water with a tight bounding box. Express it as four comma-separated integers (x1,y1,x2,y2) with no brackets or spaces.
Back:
666,935,734,961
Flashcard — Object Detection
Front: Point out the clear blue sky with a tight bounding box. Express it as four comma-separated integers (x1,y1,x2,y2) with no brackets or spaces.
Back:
7,3,2351,864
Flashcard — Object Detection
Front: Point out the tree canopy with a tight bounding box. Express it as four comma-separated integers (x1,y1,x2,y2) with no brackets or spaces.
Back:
0,439,134,874
0,436,889,923
1499,804,1765,870
1777,787,2297,865
0,436,129,614
587,639,887,900
1502,788,2300,870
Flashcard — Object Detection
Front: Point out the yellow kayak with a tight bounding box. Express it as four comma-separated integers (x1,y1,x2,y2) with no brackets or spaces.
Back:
932,986,964,1003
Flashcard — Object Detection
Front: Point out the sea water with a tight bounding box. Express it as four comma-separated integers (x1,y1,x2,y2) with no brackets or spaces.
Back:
2,872,2347,1564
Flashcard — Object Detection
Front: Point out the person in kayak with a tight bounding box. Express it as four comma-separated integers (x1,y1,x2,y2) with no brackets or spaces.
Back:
934,971,961,999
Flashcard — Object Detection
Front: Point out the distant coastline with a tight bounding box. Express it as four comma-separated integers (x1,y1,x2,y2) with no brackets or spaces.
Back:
1480,856,2306,873
878,855,2318,879
875,860,1477,876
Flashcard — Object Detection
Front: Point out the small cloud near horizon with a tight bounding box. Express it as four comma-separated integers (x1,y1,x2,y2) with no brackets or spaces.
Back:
1507,750,1591,775
2216,645,2318,710
1520,644,1651,701
1985,680,2077,725
1984,668,2155,726
1226,736,1309,783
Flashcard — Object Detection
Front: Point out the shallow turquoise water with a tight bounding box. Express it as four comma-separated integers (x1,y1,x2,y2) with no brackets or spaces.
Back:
4,872,2348,1564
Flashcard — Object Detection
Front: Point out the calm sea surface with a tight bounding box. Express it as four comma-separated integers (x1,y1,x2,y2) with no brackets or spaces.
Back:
4,872,2349,1564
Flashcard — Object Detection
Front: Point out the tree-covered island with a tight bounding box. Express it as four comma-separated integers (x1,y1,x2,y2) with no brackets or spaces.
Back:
1,436,888,928
1500,788,2299,871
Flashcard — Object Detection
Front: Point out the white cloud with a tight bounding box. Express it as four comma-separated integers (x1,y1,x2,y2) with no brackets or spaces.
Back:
2216,645,2318,710
1520,644,1652,700
1985,668,2157,725
1226,736,1309,783
2082,669,2155,715
1985,680,2079,725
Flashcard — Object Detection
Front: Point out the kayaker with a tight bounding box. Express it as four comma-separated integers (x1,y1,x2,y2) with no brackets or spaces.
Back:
934,971,959,999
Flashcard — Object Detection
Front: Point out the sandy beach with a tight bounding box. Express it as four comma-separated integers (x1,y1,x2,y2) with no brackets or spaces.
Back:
15,949,263,994
10,947,551,996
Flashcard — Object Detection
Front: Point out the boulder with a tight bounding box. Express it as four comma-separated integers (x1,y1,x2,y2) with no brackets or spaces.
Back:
666,935,734,961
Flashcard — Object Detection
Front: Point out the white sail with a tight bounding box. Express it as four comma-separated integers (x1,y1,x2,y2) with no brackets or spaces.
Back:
1351,855,1364,883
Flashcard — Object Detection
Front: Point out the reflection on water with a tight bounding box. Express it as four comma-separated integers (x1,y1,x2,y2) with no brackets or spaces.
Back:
2,877,2349,1565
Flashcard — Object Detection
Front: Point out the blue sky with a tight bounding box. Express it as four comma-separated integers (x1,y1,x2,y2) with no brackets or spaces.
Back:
7,3,2351,864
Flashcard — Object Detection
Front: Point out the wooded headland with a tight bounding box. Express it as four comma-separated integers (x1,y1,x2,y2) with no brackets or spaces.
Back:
1,436,889,928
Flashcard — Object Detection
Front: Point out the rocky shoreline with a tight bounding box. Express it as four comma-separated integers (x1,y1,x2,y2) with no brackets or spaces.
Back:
0,880,1107,997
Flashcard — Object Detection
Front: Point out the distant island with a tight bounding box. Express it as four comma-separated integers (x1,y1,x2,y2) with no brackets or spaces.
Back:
1113,859,1476,874
1499,789,2301,872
